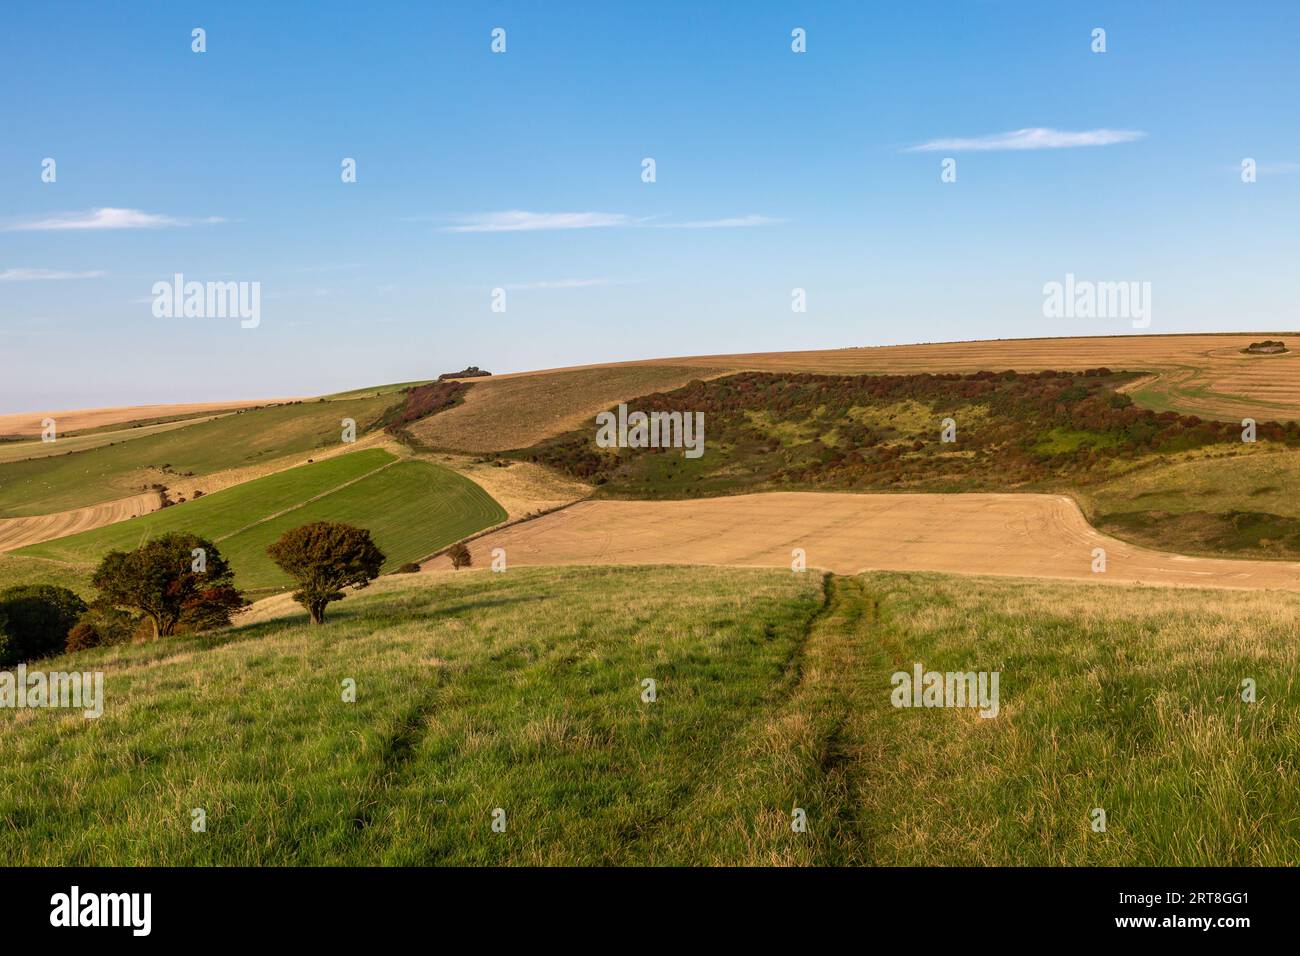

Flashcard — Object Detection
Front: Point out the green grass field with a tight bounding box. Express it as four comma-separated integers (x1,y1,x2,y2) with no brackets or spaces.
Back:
0,414,233,465
213,459,506,590
0,393,399,517
0,554,94,597
17,449,506,592
3,566,1294,865
1080,444,1300,559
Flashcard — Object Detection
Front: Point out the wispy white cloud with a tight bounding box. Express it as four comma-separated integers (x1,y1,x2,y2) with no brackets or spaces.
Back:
443,211,638,233
439,210,781,233
653,214,781,229
504,278,619,290
0,267,107,282
2,207,225,231
903,127,1146,153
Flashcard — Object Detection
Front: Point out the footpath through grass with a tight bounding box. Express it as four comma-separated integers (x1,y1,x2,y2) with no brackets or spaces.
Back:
2,567,1295,865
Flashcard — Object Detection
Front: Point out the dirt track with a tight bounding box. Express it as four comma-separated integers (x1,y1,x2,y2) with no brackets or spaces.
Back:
451,492,1300,591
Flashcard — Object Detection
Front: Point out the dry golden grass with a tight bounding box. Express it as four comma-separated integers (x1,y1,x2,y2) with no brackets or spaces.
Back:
428,455,591,520
406,364,728,452
406,333,1300,453
457,491,1300,591
0,490,163,552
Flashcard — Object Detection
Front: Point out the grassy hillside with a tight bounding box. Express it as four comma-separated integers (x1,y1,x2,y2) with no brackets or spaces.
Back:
18,449,396,564
0,554,94,596
524,369,1299,493
407,364,727,453
0,414,230,465
2,566,1295,865
17,449,506,592
1079,445,1300,559
0,393,399,517
391,335,1300,456
519,369,1300,561
213,460,506,590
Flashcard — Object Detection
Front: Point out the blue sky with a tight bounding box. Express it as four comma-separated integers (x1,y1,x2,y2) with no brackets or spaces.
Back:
2,0,1298,410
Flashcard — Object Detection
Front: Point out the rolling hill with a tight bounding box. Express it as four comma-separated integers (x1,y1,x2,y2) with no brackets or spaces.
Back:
0,392,400,517
406,333,1300,457
17,449,506,591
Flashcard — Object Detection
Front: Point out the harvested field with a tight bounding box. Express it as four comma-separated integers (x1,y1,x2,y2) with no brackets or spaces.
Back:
412,334,1300,453
0,392,398,517
432,455,591,520
0,398,290,437
650,334,1300,419
454,492,1300,591
407,364,727,452
0,490,162,552
0,433,401,551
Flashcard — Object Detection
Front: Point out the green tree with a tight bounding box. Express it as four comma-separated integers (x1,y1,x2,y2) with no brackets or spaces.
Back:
92,533,244,639
266,522,385,624
0,585,88,665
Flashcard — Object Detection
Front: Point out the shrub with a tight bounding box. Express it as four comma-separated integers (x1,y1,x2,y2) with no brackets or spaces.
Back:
448,542,472,570
266,522,385,624
394,562,421,574
380,380,470,428
69,601,139,651
438,365,491,380
0,585,88,666
64,621,102,653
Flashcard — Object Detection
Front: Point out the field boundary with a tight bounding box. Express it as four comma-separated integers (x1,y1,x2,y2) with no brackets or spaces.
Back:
415,496,590,567
213,456,401,543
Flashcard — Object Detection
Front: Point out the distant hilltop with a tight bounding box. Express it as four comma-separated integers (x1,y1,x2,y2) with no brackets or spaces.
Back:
437,366,492,380
1242,340,1288,354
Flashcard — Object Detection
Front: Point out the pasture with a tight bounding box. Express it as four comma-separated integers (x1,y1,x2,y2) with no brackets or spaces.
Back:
0,393,399,517
2,566,1294,865
17,449,506,592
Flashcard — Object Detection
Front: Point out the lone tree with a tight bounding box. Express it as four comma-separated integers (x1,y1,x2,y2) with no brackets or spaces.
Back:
92,533,244,639
266,522,385,624
447,541,472,570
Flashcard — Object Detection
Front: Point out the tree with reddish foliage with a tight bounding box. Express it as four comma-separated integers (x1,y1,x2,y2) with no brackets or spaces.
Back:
266,522,385,624
92,533,245,639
